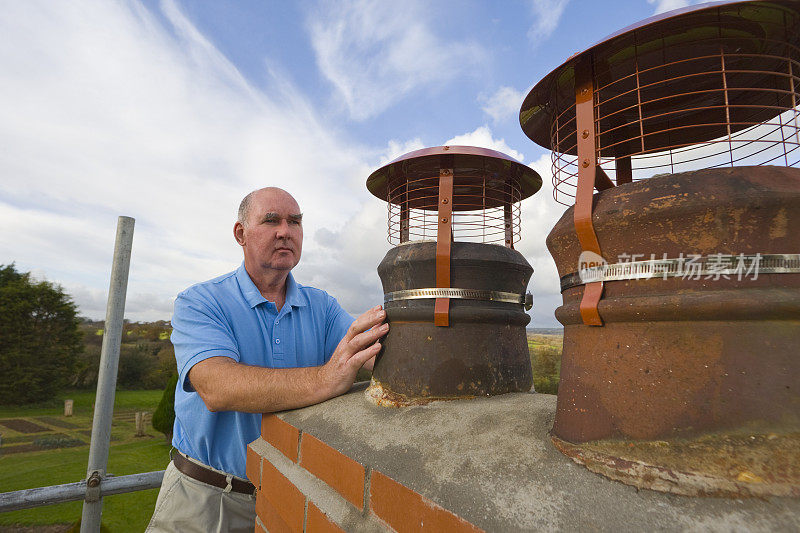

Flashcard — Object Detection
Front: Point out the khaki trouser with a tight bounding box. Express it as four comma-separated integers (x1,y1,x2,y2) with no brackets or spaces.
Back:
146,461,256,533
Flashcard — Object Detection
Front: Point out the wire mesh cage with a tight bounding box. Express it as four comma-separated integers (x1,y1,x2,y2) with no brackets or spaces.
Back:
385,169,524,245
520,0,800,205
367,146,542,247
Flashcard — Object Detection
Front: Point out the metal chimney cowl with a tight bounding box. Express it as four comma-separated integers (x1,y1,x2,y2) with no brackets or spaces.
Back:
520,0,800,497
365,146,542,407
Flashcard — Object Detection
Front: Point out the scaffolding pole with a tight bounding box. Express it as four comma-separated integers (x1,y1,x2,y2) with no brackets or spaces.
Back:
0,471,164,513
80,216,135,533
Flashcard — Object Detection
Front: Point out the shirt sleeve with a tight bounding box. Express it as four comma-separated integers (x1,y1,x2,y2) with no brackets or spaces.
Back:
323,294,355,362
171,289,240,392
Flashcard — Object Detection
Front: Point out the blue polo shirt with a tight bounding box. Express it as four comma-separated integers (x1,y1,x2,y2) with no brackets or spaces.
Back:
170,263,354,479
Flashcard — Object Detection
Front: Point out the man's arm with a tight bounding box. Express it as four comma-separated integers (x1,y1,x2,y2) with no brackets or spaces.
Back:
188,306,387,413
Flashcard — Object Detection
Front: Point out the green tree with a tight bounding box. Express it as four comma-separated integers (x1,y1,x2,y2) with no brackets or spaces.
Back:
152,373,178,442
117,343,155,389
0,264,83,404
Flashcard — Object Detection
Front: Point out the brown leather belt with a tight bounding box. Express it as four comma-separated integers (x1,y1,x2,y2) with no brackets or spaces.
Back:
172,451,255,495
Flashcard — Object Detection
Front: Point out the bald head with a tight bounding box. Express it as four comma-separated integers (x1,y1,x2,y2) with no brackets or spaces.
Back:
234,187,303,275
238,187,298,227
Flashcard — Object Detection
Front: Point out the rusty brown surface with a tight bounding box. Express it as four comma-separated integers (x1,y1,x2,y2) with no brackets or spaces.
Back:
364,379,475,408
547,166,800,277
369,242,533,405
551,433,800,498
546,166,800,442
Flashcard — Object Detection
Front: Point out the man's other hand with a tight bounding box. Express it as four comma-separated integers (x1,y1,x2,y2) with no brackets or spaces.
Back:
319,305,387,397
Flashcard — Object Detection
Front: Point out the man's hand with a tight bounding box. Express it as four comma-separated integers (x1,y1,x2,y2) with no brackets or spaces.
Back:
187,305,387,413
318,305,387,397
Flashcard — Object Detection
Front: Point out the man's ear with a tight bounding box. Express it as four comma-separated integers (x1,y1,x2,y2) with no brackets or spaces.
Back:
233,221,245,246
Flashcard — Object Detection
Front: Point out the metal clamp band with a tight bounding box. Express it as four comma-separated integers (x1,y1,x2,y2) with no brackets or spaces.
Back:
560,253,800,292
385,288,533,310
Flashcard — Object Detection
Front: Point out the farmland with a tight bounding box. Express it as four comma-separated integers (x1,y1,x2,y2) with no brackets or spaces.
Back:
0,389,168,532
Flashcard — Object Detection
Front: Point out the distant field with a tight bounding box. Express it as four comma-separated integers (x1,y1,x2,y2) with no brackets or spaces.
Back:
0,389,169,532
527,327,564,336
527,333,562,394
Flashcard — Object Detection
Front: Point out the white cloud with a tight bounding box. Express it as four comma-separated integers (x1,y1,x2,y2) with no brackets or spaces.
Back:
64,283,176,322
515,153,567,327
647,0,693,15
527,0,570,43
480,86,528,124
306,0,486,121
303,201,388,313
0,0,385,321
444,126,525,163
377,138,426,167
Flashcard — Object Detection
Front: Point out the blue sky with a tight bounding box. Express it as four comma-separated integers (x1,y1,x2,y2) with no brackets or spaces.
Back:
0,0,700,326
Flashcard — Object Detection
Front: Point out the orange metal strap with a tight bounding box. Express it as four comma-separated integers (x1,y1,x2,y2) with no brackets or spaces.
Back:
574,58,606,326
434,167,454,327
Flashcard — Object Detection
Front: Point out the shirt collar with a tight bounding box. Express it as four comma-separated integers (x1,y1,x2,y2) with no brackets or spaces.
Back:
236,263,306,309
284,272,306,308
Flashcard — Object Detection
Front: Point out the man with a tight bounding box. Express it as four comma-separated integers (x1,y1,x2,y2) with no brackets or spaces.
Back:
147,187,386,532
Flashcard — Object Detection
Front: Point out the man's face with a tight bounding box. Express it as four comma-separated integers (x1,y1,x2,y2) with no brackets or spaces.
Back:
236,189,303,273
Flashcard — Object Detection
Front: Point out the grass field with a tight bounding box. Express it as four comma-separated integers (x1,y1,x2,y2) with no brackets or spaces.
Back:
528,333,562,394
0,389,161,419
0,389,170,532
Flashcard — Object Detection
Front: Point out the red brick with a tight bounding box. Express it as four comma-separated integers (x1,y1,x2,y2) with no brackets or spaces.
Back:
300,432,365,509
259,459,305,532
370,470,483,533
262,414,300,462
306,502,345,533
246,443,262,489
256,491,292,533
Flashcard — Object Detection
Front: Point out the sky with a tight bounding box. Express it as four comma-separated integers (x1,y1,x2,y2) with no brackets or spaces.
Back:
0,0,703,327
